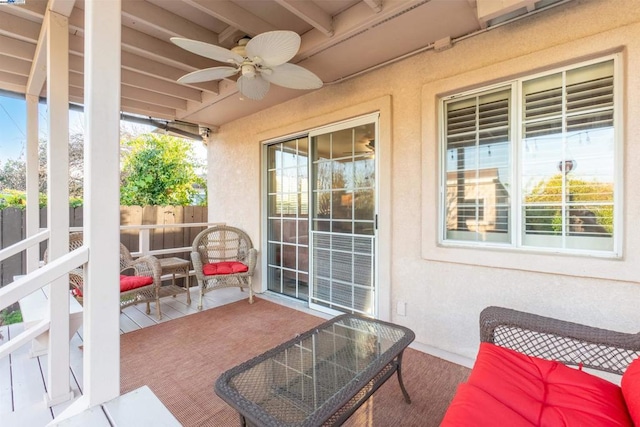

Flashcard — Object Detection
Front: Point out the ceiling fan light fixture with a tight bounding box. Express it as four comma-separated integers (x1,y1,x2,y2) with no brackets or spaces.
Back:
231,36,251,57
172,30,323,100
241,64,257,79
231,45,246,57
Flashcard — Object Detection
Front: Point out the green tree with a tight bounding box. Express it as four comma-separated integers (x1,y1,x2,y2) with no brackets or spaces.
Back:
0,134,84,197
525,173,613,234
120,134,206,206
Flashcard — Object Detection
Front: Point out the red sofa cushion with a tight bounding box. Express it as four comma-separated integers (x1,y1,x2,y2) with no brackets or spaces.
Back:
622,357,640,425
73,275,154,297
441,342,632,426
203,261,248,275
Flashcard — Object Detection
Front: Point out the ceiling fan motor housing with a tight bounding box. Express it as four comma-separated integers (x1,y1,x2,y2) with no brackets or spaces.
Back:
241,64,257,79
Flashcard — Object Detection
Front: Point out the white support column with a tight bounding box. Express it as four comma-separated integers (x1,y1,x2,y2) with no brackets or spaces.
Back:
25,94,40,273
45,9,73,407
83,0,122,407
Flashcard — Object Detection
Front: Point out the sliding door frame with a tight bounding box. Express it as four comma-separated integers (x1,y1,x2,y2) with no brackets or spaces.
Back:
259,96,392,321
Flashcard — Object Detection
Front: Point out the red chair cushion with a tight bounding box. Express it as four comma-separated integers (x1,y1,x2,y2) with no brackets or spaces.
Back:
72,275,154,297
119,275,154,292
441,342,632,426
622,357,640,425
203,261,249,275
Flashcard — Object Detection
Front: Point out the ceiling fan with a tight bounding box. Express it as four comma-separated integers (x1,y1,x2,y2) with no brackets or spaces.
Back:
171,31,323,101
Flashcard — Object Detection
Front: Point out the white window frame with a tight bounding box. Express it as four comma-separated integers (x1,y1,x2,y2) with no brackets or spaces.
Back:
438,54,622,258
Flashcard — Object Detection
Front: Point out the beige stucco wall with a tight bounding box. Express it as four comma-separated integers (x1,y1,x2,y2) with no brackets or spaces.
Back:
208,0,640,366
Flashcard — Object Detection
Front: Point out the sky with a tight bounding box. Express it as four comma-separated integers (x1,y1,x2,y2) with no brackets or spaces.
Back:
0,94,31,160
0,93,207,163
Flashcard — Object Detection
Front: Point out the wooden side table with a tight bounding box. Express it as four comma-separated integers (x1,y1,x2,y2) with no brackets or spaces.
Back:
158,257,191,305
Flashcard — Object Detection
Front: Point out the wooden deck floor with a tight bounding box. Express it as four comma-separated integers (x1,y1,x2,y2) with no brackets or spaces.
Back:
0,286,250,425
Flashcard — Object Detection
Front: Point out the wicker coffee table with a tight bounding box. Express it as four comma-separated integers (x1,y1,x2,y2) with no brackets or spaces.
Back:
215,314,415,426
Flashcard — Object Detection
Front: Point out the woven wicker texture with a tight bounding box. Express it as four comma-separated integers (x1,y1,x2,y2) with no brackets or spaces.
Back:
480,306,640,375
47,232,164,319
215,315,415,426
191,225,258,310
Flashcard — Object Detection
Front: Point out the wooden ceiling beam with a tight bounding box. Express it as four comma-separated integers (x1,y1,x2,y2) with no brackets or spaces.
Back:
122,0,219,43
67,72,188,110
120,69,204,103
297,0,422,59
65,7,218,71
0,0,46,22
0,54,31,76
362,0,383,13
68,86,179,119
26,9,48,96
120,86,187,111
120,51,219,95
0,10,41,42
0,34,36,61
49,0,76,17
218,26,245,45
65,54,205,102
183,0,276,37
274,0,334,36
65,30,219,94
0,69,27,90
120,26,219,71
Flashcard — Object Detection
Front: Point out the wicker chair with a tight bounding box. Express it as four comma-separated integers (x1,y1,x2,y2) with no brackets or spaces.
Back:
48,233,164,319
190,225,257,310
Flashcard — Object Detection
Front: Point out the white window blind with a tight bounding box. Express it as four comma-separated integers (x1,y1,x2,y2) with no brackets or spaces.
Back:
444,89,511,243
441,57,618,255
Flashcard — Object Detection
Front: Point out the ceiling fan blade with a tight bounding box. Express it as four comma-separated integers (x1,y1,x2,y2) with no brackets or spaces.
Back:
171,37,243,64
261,63,323,90
237,76,270,100
245,31,300,67
177,66,239,84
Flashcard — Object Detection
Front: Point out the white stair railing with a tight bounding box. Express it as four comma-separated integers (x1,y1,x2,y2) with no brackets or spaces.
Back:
0,244,89,359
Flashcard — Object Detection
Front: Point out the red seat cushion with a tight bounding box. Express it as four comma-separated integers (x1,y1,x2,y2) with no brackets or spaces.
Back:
622,357,640,425
442,342,632,426
72,275,154,297
203,261,248,276
119,275,154,292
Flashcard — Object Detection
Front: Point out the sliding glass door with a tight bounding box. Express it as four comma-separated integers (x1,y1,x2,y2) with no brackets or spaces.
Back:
266,137,310,300
309,117,377,316
264,114,378,317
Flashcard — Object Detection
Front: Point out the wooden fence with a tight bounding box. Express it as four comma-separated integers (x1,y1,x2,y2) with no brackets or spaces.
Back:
0,206,207,286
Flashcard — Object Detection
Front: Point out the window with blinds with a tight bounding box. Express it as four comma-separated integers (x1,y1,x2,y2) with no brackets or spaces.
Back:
441,57,618,255
444,89,512,243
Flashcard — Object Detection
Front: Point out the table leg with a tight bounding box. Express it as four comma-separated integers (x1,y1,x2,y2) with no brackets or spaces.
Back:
396,350,411,404
184,267,191,305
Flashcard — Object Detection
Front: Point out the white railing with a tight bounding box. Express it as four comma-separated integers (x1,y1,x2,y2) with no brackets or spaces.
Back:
0,245,89,359
0,221,222,414
0,222,222,358
0,229,49,263
70,222,222,257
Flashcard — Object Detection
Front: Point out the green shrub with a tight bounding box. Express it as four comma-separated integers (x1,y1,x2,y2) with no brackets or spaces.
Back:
0,308,22,325
0,190,80,209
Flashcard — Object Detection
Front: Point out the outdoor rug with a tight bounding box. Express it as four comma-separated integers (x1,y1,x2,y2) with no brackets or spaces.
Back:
120,297,470,426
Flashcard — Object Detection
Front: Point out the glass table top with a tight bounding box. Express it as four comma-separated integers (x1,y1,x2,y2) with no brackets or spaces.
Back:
216,314,415,426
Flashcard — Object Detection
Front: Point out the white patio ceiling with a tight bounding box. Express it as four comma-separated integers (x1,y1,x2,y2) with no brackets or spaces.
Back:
0,0,570,131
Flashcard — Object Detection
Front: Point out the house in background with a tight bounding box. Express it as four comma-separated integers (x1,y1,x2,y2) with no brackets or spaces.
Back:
0,0,639,422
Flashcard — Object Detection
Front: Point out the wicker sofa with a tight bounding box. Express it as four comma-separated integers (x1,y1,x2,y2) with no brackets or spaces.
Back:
441,306,640,426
